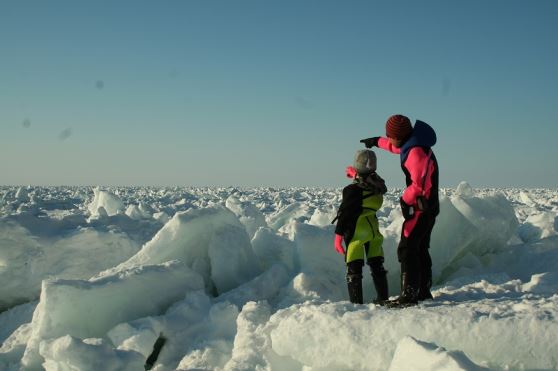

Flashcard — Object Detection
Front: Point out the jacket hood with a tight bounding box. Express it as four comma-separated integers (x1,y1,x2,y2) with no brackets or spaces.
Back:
400,120,437,162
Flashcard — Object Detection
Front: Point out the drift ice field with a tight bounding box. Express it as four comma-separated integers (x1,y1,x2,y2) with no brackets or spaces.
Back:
0,183,557,371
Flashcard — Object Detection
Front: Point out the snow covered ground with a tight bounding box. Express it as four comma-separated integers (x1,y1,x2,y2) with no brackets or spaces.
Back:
0,183,557,370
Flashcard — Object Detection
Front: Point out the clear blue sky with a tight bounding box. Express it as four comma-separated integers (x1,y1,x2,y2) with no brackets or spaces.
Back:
1,0,557,187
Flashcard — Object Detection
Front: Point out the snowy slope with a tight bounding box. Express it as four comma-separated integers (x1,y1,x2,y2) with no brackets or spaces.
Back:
0,184,557,370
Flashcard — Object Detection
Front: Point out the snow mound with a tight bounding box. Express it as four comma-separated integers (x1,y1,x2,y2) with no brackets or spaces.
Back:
430,192,518,282
88,188,125,216
266,202,312,230
21,261,204,369
40,335,144,371
308,205,337,227
0,322,33,369
451,192,517,244
2,185,558,370
125,202,155,220
0,222,43,309
225,196,267,238
0,222,139,310
278,222,346,304
455,181,474,198
388,336,488,371
108,317,164,359
160,292,239,370
15,187,30,203
518,211,557,242
0,302,36,344
266,294,558,370
519,191,537,207
251,227,295,272
223,301,272,371
111,206,260,295
216,264,291,309
522,271,558,294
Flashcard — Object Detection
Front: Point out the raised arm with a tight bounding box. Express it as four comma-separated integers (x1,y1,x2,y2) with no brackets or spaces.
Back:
377,137,401,154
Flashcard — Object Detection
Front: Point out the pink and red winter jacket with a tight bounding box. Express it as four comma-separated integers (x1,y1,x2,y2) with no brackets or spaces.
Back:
377,137,436,206
376,120,439,237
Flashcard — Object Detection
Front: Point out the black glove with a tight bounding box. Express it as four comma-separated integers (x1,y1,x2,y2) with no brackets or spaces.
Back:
360,137,380,148
400,198,414,220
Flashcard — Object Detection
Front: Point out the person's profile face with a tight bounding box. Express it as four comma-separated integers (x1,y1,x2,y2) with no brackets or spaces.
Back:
388,137,404,148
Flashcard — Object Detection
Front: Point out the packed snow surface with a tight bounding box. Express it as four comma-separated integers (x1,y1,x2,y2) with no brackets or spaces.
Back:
1,184,557,370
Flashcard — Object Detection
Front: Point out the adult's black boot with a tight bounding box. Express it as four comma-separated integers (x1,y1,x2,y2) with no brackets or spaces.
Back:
386,272,418,308
347,273,363,304
417,270,433,301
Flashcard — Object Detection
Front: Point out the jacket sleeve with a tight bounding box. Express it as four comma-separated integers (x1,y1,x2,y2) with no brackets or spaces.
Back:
401,147,433,205
377,137,401,154
335,186,361,236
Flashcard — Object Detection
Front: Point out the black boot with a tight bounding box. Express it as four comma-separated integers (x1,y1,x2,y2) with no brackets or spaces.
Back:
369,257,389,305
386,272,418,308
347,273,363,304
347,260,364,304
417,250,434,301
372,272,389,305
417,270,433,301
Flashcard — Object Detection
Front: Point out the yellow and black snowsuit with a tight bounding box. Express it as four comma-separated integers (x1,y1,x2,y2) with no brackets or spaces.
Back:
335,184,384,263
335,174,388,304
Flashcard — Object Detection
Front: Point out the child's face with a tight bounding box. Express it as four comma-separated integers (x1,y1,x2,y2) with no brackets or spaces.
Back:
389,137,404,148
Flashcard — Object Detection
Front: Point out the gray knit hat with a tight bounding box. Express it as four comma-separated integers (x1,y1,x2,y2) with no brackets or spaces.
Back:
353,150,377,175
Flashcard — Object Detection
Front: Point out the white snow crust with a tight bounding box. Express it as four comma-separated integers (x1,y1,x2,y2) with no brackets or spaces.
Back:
0,183,557,370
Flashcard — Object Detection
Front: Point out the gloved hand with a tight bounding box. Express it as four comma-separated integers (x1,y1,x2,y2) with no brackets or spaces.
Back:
360,137,380,148
345,166,357,179
334,234,345,255
400,198,414,220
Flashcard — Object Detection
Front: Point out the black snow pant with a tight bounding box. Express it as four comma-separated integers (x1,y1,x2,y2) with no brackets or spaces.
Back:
397,212,436,293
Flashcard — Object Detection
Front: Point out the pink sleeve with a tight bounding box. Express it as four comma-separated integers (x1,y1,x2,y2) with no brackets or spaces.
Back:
377,137,401,154
401,147,433,205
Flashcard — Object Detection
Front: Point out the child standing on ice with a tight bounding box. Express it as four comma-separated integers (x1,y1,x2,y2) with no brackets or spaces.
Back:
333,150,389,305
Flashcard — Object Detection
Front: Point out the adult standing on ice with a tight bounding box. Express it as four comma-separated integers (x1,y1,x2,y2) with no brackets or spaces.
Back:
361,115,439,307
333,150,389,305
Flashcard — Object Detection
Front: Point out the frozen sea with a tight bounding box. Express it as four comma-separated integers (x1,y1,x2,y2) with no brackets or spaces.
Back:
0,183,557,370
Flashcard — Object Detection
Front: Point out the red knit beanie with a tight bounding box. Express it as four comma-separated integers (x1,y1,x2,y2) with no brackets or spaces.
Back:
385,114,412,140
